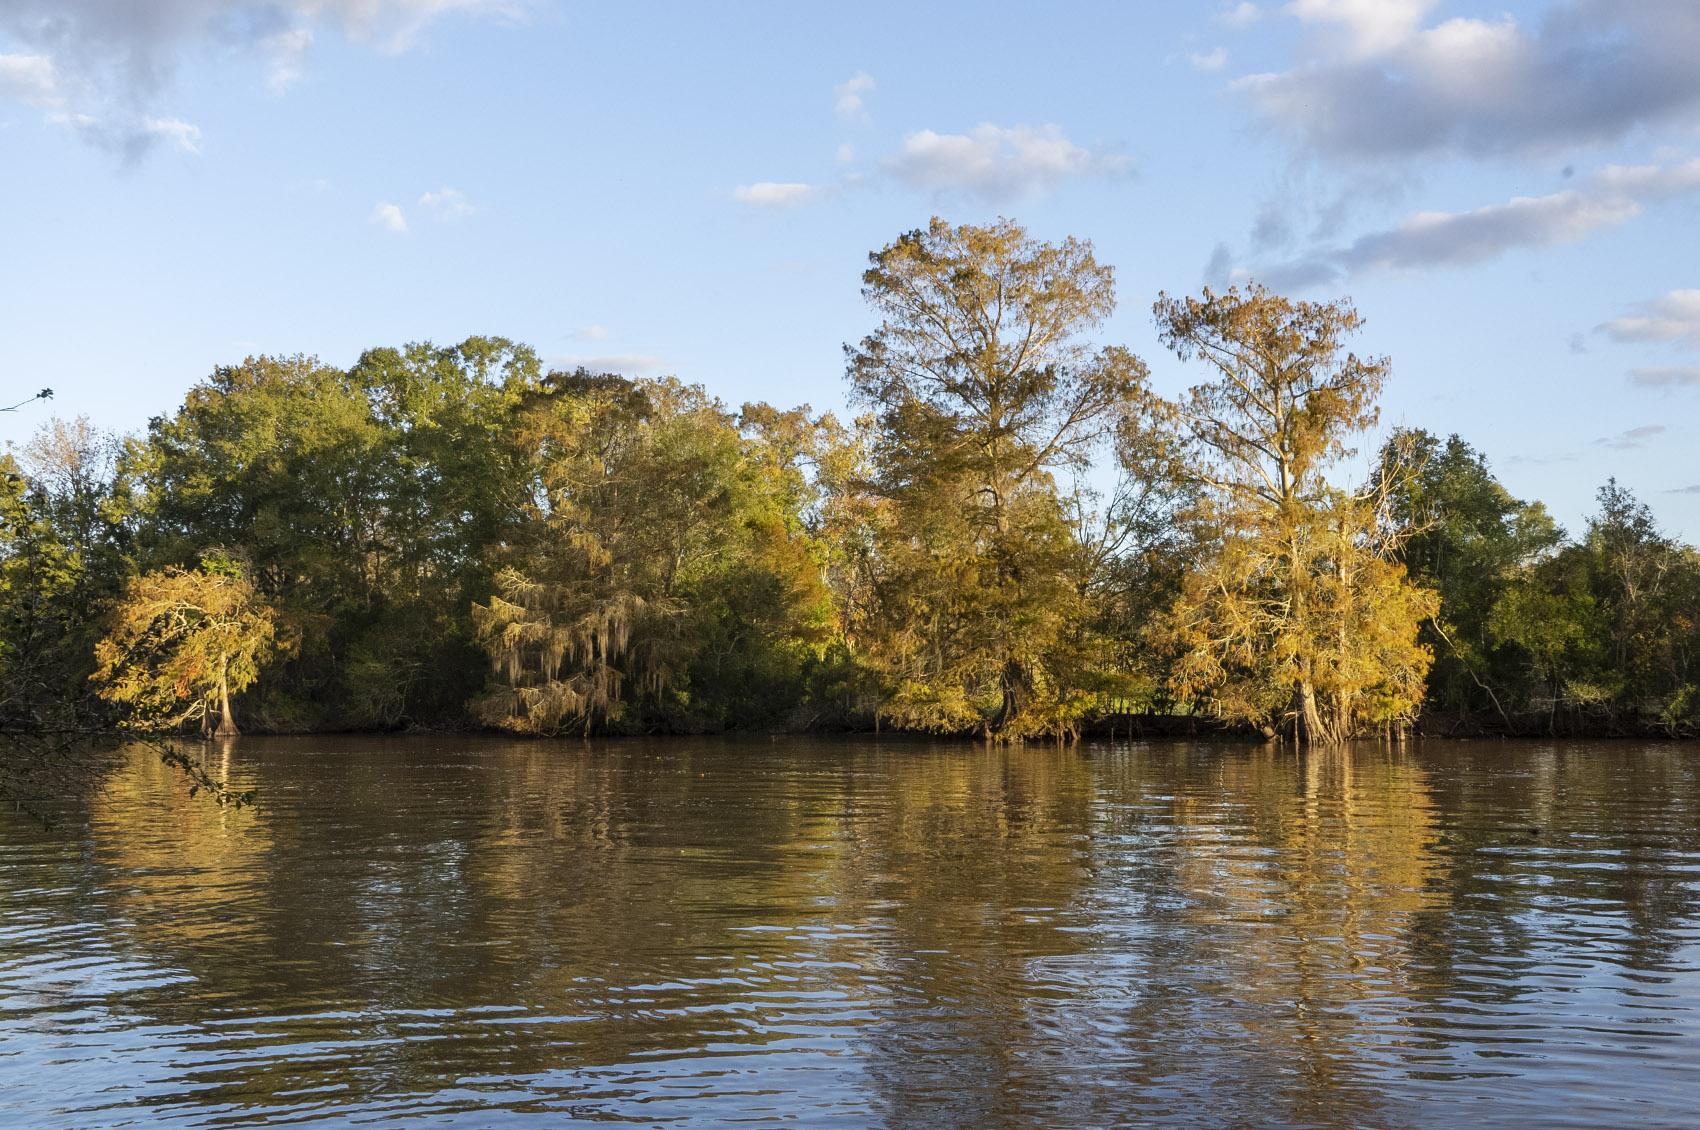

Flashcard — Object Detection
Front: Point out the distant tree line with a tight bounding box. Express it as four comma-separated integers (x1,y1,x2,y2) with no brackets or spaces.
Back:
2,218,1696,750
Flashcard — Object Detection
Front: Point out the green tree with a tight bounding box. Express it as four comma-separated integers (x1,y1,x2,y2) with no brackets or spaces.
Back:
1378,429,1561,722
1137,283,1437,743
474,372,836,735
1488,481,1700,733
0,455,89,727
131,340,538,728
844,217,1147,738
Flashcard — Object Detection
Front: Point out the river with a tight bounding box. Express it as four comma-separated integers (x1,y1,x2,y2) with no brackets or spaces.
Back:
2,736,1696,1128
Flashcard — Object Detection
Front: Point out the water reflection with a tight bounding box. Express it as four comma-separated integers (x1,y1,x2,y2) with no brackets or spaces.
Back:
1,738,1697,1128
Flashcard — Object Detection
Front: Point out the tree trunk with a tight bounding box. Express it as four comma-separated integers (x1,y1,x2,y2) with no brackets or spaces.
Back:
215,652,240,737
1296,674,1345,745
991,655,1031,738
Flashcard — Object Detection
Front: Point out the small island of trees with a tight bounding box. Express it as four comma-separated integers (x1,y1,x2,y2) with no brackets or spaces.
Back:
3,218,1697,766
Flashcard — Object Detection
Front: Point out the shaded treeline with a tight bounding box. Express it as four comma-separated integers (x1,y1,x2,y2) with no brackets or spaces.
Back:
2,219,1697,748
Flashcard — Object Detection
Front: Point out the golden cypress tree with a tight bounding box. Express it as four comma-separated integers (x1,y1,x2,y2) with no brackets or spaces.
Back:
1138,284,1436,742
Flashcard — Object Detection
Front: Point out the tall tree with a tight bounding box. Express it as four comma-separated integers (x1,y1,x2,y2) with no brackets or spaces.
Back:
844,217,1147,737
1138,283,1436,743
1379,429,1562,722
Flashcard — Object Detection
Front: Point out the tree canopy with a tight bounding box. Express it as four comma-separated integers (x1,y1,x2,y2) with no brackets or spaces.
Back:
845,218,1148,738
4,223,1697,757
1136,284,1438,743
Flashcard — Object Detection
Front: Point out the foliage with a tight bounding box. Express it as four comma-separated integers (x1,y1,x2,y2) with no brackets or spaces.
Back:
6,223,1697,750
1379,430,1562,720
1,435,258,812
843,217,1147,738
474,372,836,735
1163,489,1438,740
1485,481,1700,732
1135,283,1437,742
92,556,282,735
132,342,535,728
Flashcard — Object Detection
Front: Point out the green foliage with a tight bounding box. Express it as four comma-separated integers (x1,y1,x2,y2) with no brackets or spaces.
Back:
1380,430,1562,719
473,373,837,735
1483,481,1700,731
0,454,90,723
132,342,536,728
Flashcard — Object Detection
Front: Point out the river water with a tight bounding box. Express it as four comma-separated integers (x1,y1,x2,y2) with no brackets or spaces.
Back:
1,737,1697,1128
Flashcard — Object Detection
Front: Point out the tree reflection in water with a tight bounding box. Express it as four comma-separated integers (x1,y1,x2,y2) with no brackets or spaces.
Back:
0,736,1694,1128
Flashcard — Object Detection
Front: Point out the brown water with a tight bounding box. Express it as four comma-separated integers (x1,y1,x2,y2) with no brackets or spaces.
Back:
1,737,1697,1128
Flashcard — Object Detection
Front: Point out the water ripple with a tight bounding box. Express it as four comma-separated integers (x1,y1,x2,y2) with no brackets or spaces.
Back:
1,738,1697,1128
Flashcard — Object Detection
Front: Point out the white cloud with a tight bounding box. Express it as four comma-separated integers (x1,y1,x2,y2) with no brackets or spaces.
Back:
262,27,314,92
419,186,474,219
1631,366,1700,389
570,325,609,341
143,115,200,153
1189,48,1228,72
1256,158,1700,285
884,123,1128,201
734,120,1127,210
834,71,874,122
1286,0,1437,58
733,181,830,208
1599,290,1700,348
373,201,407,232
1219,3,1262,29
549,353,668,376
0,53,61,108
1239,1,1700,160
1596,424,1666,450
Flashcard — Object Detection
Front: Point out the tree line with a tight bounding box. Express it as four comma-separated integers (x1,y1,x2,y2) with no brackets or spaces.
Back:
3,218,1697,748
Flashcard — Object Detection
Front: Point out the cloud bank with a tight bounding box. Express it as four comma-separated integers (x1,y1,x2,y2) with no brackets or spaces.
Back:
1255,159,1700,288
1238,0,1700,161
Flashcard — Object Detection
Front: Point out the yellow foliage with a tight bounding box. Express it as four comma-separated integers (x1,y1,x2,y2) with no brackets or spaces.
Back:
92,560,281,734
1164,493,1437,741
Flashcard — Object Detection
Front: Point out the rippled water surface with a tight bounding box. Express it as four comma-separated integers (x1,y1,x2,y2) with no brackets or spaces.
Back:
3,737,1698,1128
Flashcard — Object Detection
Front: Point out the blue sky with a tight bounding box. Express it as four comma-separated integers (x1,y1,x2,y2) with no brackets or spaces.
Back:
2,0,1697,537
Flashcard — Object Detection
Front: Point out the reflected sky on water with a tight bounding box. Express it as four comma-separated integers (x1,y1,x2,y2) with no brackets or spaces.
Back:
2,737,1697,1128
